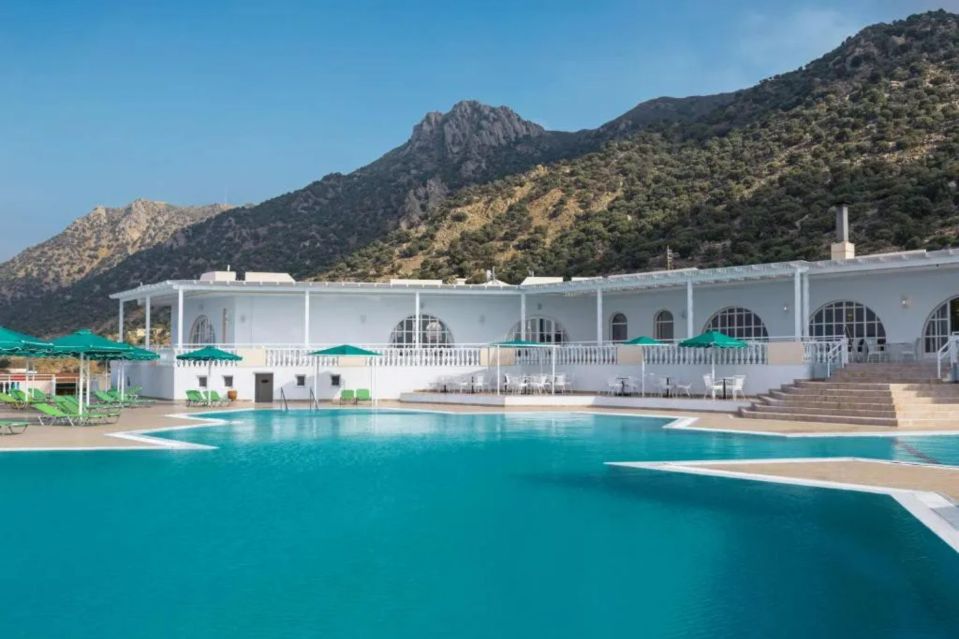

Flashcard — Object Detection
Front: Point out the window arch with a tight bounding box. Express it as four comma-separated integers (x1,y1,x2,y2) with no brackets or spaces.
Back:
610,313,628,342
654,310,674,341
704,307,768,340
923,297,959,354
189,315,216,345
390,314,454,347
809,301,886,350
509,317,568,344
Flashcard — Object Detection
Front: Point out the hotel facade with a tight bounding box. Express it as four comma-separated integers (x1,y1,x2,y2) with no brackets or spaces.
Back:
111,229,959,402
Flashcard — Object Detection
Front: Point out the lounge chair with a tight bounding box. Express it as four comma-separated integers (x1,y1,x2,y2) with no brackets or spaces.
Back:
33,403,78,426
186,390,207,406
339,389,355,404
0,392,25,409
31,388,52,403
0,419,28,435
355,388,372,403
57,396,119,423
10,389,30,405
112,388,154,406
207,390,231,407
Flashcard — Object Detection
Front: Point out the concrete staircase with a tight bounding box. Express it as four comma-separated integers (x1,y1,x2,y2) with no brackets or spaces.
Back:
739,363,959,428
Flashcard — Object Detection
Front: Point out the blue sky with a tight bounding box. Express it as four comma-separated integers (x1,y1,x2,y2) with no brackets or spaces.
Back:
0,0,953,260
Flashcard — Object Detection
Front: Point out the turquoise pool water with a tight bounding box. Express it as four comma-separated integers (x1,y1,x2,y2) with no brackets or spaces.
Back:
3,409,959,638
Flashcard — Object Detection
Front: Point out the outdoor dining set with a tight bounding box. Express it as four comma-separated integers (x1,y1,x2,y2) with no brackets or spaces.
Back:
605,373,746,400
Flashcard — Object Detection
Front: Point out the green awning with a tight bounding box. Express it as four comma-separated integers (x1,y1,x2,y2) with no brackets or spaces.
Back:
623,336,665,346
489,339,553,348
0,326,56,355
309,344,381,357
679,331,748,349
176,346,243,361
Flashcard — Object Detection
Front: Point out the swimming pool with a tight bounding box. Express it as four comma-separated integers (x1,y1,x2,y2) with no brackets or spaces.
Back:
3,409,958,638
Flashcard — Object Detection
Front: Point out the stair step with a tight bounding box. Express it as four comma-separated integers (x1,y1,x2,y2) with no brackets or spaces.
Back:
749,404,897,418
738,409,897,427
760,397,895,410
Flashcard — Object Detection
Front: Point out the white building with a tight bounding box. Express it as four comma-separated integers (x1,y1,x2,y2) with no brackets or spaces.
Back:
110,237,959,402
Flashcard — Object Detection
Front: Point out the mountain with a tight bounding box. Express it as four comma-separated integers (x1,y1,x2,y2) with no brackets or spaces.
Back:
324,10,959,282
2,10,958,337
0,199,230,301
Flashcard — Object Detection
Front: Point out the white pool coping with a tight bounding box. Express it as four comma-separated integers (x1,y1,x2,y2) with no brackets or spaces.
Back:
606,457,959,553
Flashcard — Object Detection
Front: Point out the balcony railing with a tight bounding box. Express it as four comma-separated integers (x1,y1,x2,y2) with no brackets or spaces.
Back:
141,339,844,369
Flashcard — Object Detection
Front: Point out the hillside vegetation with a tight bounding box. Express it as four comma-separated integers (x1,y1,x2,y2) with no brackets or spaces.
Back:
324,11,959,283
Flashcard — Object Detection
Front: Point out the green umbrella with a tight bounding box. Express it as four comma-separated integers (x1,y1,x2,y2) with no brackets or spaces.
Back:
679,331,747,349
0,326,55,355
489,339,556,395
177,347,243,406
308,344,381,357
679,331,747,388
309,345,381,405
50,329,134,414
623,336,667,395
176,346,242,362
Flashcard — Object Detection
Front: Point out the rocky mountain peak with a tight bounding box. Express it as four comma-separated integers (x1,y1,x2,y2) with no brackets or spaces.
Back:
407,100,545,158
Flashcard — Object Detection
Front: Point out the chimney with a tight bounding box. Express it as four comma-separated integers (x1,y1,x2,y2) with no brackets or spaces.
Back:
830,205,855,261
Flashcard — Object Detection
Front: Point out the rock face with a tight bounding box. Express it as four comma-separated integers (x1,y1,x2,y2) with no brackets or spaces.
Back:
0,199,229,301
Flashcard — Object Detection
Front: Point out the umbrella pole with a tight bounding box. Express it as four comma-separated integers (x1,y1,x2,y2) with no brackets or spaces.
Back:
370,357,376,407
208,361,213,406
642,356,646,397
496,346,501,395
711,350,716,399
313,358,318,409
78,353,84,416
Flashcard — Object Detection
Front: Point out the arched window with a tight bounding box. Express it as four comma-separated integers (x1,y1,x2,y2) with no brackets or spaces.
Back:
189,315,216,345
390,314,454,347
704,307,768,340
610,313,628,342
923,297,959,354
509,317,568,344
654,310,674,341
809,301,886,351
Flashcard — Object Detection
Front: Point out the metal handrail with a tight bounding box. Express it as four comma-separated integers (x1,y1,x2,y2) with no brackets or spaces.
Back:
309,388,320,412
936,335,958,380
279,388,289,412
824,338,848,378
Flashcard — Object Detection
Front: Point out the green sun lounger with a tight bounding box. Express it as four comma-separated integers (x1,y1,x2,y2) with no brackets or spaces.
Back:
186,390,207,406
0,419,28,435
10,389,29,404
355,388,372,403
207,390,231,406
31,388,51,403
0,392,24,409
56,396,119,423
339,389,355,404
33,403,78,426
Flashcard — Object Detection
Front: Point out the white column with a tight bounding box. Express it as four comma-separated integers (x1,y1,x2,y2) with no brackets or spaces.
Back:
686,280,694,337
520,293,527,340
413,292,421,348
118,300,125,343
802,274,810,338
176,288,184,349
303,290,311,347
144,296,152,348
595,289,603,344
793,269,802,339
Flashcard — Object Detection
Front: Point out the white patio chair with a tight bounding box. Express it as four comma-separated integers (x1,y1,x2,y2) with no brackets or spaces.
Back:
552,373,569,394
703,374,723,400
729,375,746,400
672,380,692,397
528,375,548,394
606,377,622,395
472,374,487,393
622,376,641,395
654,376,670,397
454,377,471,394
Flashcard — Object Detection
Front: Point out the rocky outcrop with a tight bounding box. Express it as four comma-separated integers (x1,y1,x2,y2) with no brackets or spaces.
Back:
0,199,230,301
